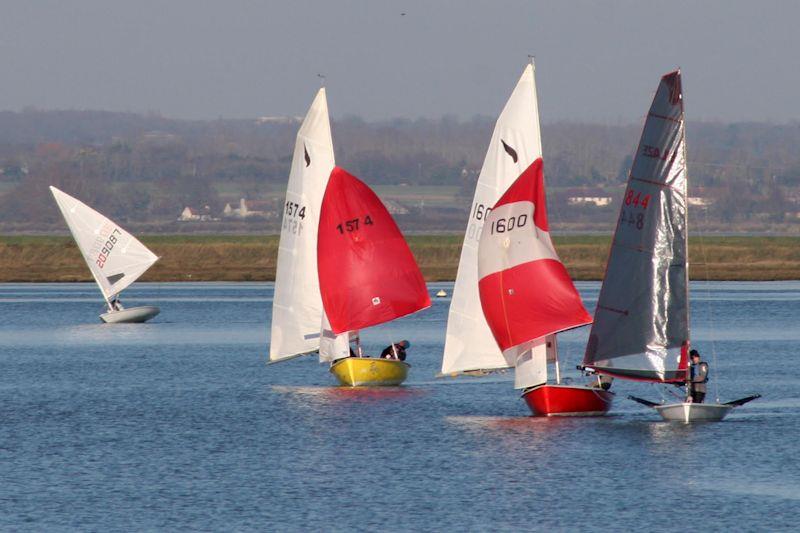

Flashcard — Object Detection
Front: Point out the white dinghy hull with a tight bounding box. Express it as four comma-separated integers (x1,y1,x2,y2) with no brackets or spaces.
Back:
100,306,160,324
655,402,733,423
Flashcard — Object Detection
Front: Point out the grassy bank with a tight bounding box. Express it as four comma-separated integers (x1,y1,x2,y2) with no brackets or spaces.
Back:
1,235,799,282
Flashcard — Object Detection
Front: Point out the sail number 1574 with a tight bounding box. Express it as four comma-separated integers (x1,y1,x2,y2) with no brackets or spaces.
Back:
336,215,373,234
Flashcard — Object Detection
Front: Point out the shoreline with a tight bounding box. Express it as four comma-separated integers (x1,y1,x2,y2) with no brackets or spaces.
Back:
2,234,800,282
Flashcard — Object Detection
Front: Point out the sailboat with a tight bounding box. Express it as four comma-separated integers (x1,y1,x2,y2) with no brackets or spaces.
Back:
50,186,160,323
441,61,612,415
318,167,431,386
269,87,429,386
477,159,614,416
580,70,759,422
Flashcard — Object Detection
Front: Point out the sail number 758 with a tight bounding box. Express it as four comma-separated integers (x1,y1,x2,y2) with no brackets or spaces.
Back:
336,215,374,234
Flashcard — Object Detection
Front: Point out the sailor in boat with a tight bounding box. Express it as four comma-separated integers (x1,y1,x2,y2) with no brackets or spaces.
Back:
380,340,410,361
589,373,613,391
109,297,124,312
687,349,709,403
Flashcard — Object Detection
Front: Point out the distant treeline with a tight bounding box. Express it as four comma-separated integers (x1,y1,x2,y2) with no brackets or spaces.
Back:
1,109,800,232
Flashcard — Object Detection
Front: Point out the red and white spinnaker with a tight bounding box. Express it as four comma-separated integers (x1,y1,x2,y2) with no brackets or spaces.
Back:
477,158,592,387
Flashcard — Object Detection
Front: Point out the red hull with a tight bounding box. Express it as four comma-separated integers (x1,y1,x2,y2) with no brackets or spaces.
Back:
522,384,614,416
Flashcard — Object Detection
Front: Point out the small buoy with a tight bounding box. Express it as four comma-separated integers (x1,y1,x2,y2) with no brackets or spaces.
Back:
436,289,447,298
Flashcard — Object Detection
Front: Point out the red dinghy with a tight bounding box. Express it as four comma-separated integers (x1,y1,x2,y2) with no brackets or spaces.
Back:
477,158,613,416
523,383,614,417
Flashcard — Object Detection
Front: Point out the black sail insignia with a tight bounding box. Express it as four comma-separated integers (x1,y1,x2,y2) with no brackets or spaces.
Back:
501,139,518,163
106,273,125,286
304,144,311,167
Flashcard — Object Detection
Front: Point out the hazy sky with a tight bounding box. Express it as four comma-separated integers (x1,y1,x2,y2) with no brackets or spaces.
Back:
2,1,798,122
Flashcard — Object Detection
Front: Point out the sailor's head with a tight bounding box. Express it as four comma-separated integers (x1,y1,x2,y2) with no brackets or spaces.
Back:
398,340,410,349
690,349,700,361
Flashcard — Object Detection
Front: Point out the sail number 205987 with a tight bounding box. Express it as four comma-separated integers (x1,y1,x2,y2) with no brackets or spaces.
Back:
336,215,373,234
96,228,122,269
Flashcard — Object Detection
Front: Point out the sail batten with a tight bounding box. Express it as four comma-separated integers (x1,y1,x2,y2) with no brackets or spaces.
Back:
442,63,544,375
270,88,335,363
50,187,158,301
582,70,689,383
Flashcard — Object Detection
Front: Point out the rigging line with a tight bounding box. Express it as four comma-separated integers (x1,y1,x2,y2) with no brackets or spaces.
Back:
696,203,721,402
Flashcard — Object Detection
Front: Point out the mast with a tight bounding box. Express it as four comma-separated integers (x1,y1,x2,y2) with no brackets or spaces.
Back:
680,69,692,397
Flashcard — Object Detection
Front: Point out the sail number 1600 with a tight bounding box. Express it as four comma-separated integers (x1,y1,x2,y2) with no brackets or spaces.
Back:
489,214,528,235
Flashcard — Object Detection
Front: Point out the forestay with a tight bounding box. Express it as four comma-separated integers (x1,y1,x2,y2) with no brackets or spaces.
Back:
50,187,158,302
442,62,544,375
582,70,690,382
317,167,431,335
477,160,592,388
270,88,336,362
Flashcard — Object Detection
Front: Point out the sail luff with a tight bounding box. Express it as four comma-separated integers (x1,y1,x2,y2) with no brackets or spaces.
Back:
582,70,689,383
269,88,336,363
441,63,543,375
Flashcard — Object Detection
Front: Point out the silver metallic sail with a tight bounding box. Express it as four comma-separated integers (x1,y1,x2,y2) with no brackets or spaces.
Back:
582,71,689,382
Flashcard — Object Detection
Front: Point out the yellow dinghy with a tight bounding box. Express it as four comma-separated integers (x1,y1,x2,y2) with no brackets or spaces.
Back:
330,357,409,387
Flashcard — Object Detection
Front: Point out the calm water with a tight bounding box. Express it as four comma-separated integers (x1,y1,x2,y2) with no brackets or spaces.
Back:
1,281,798,531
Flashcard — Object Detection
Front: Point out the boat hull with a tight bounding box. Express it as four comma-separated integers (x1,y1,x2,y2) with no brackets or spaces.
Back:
655,402,733,423
522,384,614,416
100,306,160,324
329,357,409,387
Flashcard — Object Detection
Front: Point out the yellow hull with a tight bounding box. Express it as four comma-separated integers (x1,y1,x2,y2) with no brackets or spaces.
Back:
329,357,409,387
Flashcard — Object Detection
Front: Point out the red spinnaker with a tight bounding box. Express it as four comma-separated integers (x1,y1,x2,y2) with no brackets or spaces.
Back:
318,167,431,334
478,159,592,352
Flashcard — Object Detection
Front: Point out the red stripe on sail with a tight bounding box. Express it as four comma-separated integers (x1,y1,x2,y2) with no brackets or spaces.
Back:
478,259,592,352
318,167,431,334
494,158,549,231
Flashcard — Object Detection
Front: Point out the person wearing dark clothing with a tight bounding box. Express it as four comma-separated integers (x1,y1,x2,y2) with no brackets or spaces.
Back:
688,349,709,403
380,340,410,361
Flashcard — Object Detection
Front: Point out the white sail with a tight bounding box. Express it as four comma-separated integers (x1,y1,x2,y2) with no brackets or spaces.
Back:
583,71,689,382
319,313,352,363
270,88,336,362
441,62,543,375
50,186,158,303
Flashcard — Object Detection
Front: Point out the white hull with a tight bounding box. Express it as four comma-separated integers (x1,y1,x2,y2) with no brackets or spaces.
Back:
655,402,733,423
100,306,160,324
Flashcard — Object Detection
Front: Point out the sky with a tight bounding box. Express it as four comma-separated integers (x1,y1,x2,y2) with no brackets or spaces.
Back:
1,0,798,123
